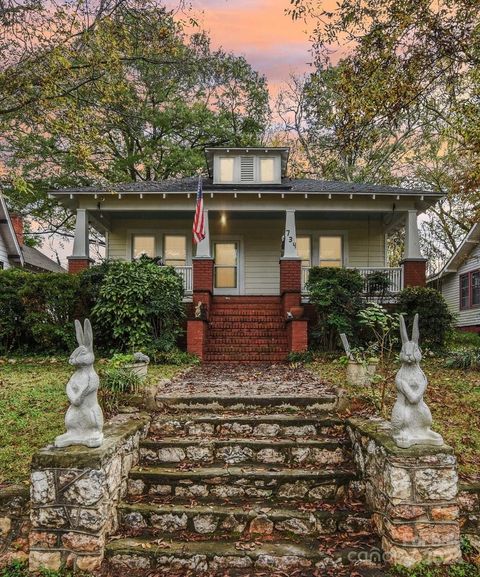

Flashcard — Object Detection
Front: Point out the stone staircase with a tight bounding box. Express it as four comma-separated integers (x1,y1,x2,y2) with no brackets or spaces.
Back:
205,297,289,362
105,379,382,575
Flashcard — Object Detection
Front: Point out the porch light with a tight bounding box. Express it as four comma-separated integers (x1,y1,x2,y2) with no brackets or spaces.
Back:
220,213,227,227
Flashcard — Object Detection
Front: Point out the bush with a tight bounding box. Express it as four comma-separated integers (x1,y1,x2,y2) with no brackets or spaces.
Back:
153,349,200,365
0,269,80,354
397,287,455,349
306,267,364,350
445,348,480,370
92,260,185,353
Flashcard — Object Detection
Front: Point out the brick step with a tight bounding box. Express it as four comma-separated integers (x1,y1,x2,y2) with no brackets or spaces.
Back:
205,347,288,355
212,296,281,304
204,356,289,362
155,394,340,413
139,438,349,467
149,413,345,440
209,317,284,324
208,329,287,338
118,502,372,538
127,465,356,503
206,342,288,350
210,305,283,312
208,322,285,329
106,536,381,575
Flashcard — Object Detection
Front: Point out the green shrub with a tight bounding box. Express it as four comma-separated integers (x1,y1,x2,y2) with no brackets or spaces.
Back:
99,365,141,416
92,260,185,353
306,267,364,350
0,269,80,354
445,348,480,370
0,269,26,353
449,330,480,349
397,287,455,350
153,349,200,366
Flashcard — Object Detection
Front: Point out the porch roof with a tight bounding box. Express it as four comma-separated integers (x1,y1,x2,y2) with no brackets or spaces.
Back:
49,176,441,198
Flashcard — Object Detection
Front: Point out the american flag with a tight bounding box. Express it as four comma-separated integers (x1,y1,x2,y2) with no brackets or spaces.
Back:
192,176,205,244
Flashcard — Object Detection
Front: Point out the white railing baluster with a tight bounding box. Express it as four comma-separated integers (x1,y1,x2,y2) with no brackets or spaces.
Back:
174,266,193,294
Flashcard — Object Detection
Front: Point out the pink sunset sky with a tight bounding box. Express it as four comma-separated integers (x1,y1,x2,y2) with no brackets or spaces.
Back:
181,0,315,91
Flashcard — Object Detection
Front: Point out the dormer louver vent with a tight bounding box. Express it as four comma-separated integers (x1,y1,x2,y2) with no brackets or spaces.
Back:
240,156,255,182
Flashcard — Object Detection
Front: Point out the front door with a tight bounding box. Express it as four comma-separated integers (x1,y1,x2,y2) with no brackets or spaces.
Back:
214,241,240,295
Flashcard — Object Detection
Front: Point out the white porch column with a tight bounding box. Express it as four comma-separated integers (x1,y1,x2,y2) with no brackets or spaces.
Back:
282,209,298,258
195,209,211,258
72,208,90,258
404,210,422,259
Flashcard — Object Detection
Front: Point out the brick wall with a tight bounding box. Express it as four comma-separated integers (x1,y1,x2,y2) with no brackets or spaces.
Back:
67,258,91,274
279,259,301,294
192,259,214,292
402,259,427,287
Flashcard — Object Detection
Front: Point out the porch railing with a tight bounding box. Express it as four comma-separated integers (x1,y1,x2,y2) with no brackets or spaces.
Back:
302,266,403,294
174,266,193,294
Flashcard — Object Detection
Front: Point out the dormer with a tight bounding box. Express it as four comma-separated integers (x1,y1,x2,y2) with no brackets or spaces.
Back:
205,147,289,186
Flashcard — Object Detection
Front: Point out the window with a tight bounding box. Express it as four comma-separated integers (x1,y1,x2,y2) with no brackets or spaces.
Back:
219,157,235,183
132,235,155,259
259,157,275,182
319,235,342,267
297,236,311,268
164,235,187,267
459,270,480,309
214,242,238,289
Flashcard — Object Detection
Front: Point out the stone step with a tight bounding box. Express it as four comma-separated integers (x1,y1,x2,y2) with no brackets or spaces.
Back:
127,465,356,503
139,438,349,467
106,536,380,574
154,394,340,413
149,413,345,440
118,501,372,538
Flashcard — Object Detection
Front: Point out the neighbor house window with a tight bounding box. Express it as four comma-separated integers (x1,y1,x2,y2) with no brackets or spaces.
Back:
164,235,187,267
132,235,155,259
460,270,480,309
319,235,342,267
297,236,311,268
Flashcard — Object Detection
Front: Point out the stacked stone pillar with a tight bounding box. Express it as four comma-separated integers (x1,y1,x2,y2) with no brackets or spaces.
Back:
28,415,149,572
347,418,462,567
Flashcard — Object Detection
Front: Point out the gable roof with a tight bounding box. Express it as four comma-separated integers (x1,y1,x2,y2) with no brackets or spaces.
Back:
50,175,437,197
0,194,23,265
21,244,65,273
429,223,480,281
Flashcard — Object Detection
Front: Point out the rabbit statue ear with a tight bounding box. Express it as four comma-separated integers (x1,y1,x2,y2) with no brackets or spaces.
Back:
412,313,420,344
74,319,84,346
83,319,94,351
399,315,409,344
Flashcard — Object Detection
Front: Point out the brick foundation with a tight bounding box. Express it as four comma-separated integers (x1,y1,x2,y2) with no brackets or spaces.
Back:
67,258,92,274
402,259,427,287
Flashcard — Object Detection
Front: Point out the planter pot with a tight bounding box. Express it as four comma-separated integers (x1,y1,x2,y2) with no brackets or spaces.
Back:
346,360,377,387
123,361,148,381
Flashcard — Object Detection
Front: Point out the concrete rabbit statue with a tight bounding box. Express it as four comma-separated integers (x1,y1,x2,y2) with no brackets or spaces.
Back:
54,319,104,448
391,314,444,449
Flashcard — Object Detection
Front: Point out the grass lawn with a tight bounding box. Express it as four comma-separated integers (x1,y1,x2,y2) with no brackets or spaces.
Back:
310,355,480,481
0,358,182,485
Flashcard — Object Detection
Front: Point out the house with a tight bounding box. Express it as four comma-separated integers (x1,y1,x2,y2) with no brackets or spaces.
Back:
428,223,480,332
0,194,65,273
49,147,443,360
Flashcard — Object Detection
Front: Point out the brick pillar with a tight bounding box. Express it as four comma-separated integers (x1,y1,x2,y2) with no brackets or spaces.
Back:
280,258,302,313
192,258,214,310
67,257,92,274
402,259,427,288
287,319,308,352
187,319,208,360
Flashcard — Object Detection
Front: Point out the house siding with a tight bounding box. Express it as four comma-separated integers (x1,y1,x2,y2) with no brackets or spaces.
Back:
107,215,387,295
440,244,480,327
0,233,11,269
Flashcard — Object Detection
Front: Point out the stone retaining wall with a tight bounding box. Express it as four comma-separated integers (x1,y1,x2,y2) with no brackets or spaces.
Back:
29,413,150,572
347,417,462,567
0,486,30,567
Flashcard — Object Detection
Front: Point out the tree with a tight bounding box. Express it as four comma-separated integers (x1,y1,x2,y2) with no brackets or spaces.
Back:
1,3,270,243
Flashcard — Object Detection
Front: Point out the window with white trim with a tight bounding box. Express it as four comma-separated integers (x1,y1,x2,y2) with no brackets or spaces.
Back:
132,235,155,259
319,236,343,268
297,236,311,268
164,235,187,267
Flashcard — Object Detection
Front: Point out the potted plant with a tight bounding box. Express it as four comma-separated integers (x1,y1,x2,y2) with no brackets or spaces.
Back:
108,352,150,380
340,346,379,386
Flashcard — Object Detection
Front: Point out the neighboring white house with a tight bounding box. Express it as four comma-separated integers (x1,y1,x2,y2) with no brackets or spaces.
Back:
0,193,65,273
0,194,23,269
429,223,480,332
